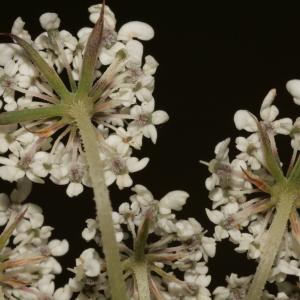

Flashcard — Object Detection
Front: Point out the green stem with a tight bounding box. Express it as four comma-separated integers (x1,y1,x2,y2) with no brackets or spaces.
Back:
132,262,151,300
72,103,128,300
0,105,63,125
245,196,294,300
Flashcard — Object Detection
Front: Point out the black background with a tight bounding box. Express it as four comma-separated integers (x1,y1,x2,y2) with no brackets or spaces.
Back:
1,0,300,291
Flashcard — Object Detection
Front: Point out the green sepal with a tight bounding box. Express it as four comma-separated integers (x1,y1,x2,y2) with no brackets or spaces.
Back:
0,33,70,99
76,0,105,96
134,210,152,262
256,120,284,182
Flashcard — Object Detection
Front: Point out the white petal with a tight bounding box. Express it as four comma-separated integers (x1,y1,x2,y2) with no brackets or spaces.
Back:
206,209,224,224
234,110,257,132
202,237,216,257
53,285,73,300
144,124,157,143
126,157,149,172
143,55,159,75
126,39,144,68
159,191,189,213
116,174,133,189
0,44,15,66
19,61,38,77
66,182,83,197
0,166,24,182
260,105,279,122
260,88,276,110
104,170,116,186
48,239,69,256
118,21,154,41
286,79,300,105
38,277,55,295
152,110,169,125
136,87,153,102
273,118,293,135
214,138,230,159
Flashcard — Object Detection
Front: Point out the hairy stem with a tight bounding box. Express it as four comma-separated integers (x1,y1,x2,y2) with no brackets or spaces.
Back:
245,196,294,300
73,104,128,300
132,262,151,300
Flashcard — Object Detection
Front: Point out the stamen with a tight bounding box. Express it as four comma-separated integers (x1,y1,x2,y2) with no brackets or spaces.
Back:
199,160,210,166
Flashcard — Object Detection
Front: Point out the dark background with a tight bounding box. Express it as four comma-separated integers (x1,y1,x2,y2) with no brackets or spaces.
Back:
1,0,300,291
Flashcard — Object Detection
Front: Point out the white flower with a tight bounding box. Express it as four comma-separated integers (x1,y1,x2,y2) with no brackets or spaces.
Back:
234,89,292,135
129,99,169,143
0,179,68,298
70,185,215,299
0,4,167,197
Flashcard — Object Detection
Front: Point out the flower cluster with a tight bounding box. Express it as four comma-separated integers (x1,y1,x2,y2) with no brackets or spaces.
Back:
62,185,215,299
0,4,168,197
213,273,300,300
0,178,69,299
203,87,300,295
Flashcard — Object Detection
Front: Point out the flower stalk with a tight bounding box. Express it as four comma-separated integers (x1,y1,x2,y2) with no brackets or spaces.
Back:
132,262,151,300
0,105,63,125
72,103,128,300
246,182,296,300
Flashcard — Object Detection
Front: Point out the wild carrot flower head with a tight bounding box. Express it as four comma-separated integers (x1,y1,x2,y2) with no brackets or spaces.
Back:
0,3,168,197
0,178,68,299
203,87,300,291
64,185,215,299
